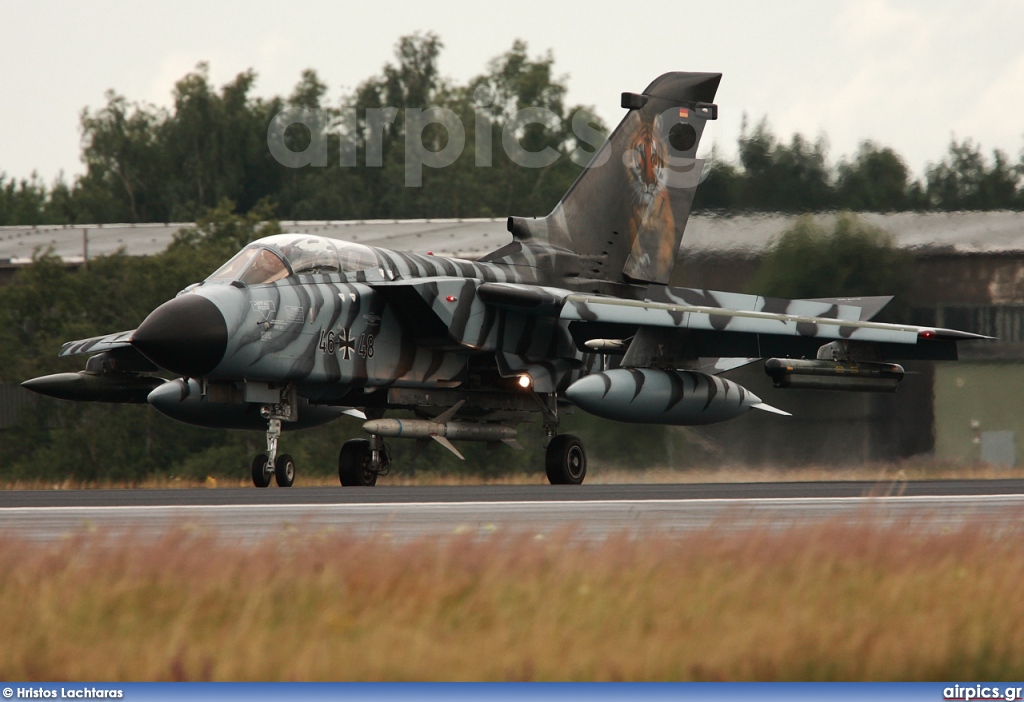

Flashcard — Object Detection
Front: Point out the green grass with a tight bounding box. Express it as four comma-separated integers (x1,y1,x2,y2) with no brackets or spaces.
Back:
2,520,1024,680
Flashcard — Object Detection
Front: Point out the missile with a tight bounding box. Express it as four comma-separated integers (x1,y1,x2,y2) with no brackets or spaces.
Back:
362,410,519,460
764,358,904,392
147,378,347,430
362,417,518,442
21,372,165,404
584,338,628,353
566,369,789,425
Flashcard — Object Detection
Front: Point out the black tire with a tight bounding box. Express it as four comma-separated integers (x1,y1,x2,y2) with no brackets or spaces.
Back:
338,439,378,486
251,454,271,488
545,434,587,485
275,453,296,488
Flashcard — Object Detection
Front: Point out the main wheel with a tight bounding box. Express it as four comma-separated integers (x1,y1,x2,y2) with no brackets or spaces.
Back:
275,454,296,487
251,454,272,488
545,434,587,485
338,439,378,486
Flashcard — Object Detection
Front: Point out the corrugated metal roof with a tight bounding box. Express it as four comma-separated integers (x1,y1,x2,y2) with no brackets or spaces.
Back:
1,211,1022,266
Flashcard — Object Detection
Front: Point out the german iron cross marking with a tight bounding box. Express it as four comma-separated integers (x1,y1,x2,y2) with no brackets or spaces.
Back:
339,328,355,360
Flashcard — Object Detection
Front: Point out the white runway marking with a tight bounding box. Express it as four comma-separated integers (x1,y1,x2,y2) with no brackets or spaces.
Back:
3,495,1023,541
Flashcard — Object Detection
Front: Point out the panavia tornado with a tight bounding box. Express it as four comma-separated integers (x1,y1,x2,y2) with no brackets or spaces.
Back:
23,72,986,487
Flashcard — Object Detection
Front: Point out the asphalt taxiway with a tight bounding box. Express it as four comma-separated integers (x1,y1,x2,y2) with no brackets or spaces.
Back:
2,480,1023,542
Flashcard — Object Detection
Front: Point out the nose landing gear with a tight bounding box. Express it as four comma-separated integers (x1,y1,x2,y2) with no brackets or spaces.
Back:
251,388,298,488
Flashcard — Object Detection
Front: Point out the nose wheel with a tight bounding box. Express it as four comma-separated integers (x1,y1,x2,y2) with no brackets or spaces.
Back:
251,403,298,487
251,454,272,488
251,451,296,488
274,454,295,487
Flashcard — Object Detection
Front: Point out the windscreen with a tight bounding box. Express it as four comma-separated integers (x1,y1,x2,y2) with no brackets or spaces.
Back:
206,235,380,284
207,247,258,281
207,246,290,285
240,249,289,285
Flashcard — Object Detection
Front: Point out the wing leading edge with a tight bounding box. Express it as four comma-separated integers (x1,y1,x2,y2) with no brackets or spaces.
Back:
560,291,988,362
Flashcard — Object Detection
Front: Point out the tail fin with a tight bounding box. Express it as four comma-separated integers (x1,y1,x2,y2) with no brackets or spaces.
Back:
503,72,721,286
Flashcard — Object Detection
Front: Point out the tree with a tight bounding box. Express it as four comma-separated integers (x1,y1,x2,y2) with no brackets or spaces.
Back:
925,138,1021,210
0,173,50,225
79,92,166,222
749,213,913,320
736,117,835,212
11,37,1024,228
466,39,590,217
691,146,742,211
836,141,915,212
160,64,284,220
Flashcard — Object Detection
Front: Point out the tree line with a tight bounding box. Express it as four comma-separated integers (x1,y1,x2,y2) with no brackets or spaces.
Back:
1,33,1022,227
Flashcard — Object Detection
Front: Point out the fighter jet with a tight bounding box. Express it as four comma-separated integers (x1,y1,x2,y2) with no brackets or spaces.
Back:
22,72,987,487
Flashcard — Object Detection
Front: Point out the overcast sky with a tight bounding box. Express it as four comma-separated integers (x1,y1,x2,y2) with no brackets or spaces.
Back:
2,0,1023,185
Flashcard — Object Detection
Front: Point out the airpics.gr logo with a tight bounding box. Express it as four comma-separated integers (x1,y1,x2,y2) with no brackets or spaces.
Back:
264,100,702,187
944,685,1024,701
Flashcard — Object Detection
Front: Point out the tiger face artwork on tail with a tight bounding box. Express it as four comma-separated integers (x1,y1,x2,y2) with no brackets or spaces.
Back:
623,113,675,282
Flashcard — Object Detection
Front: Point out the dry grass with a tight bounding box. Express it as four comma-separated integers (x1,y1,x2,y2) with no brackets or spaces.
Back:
3,458,1024,490
2,522,1024,680
4,460,1024,490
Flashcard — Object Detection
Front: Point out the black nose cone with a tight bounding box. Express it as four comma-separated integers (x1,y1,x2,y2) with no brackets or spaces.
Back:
132,294,228,377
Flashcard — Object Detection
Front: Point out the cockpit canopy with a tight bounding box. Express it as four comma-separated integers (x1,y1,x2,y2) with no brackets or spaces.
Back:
207,234,380,285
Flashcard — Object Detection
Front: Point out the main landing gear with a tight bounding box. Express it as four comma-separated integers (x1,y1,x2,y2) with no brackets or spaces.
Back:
338,435,391,486
540,393,587,485
332,431,586,486
545,434,587,485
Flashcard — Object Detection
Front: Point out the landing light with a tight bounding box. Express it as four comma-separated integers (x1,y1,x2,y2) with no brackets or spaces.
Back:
517,374,532,389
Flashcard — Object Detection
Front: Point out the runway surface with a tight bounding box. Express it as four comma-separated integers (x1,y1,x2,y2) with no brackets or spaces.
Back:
2,480,1023,542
